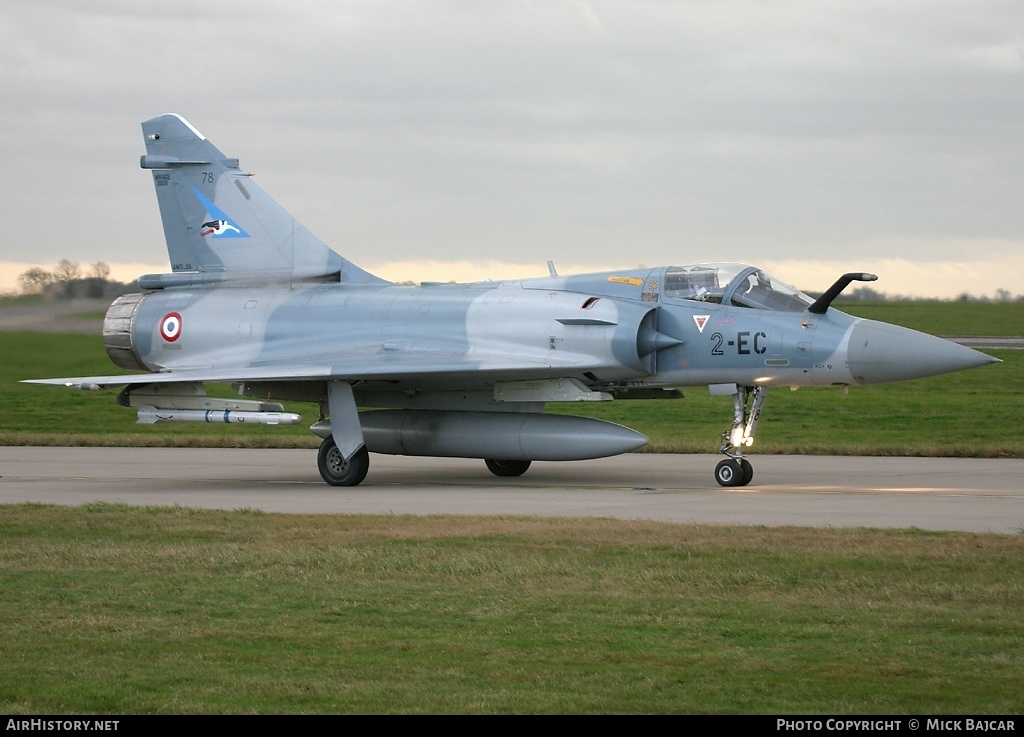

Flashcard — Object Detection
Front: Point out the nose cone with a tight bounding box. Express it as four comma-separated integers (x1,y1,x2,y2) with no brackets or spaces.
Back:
847,319,999,385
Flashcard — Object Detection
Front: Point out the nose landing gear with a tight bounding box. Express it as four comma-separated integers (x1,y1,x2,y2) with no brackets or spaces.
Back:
714,385,767,487
715,456,753,487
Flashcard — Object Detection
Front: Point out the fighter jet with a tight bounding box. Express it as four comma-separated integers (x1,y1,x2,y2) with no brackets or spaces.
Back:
25,114,998,487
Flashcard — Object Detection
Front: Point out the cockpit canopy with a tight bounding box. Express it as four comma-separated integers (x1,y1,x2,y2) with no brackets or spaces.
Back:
662,263,814,312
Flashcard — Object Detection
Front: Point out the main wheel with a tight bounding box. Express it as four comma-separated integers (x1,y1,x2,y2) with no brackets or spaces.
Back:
715,458,749,487
317,437,370,486
484,458,532,477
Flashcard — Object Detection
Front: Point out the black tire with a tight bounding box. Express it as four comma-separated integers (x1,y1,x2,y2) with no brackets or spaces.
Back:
317,437,370,486
715,459,746,487
484,458,532,477
739,458,754,486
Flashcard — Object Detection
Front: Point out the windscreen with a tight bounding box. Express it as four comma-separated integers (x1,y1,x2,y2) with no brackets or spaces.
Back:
663,263,813,311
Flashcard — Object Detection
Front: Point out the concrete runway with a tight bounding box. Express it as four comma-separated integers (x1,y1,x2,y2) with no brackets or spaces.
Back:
1,446,1021,534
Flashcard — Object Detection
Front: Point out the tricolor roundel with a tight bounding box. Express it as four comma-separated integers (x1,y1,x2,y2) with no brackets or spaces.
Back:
160,312,183,342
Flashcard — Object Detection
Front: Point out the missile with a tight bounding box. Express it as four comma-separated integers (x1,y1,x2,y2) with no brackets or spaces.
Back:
347,410,649,461
136,406,302,426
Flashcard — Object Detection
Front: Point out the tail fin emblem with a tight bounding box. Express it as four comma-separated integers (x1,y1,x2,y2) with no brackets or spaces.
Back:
200,219,241,237
191,186,249,239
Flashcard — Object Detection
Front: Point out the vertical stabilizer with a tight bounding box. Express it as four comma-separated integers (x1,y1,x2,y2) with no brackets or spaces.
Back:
140,114,386,284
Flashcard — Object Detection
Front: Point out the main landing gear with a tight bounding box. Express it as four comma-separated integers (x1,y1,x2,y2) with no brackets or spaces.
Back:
316,436,536,485
714,385,768,487
484,458,532,477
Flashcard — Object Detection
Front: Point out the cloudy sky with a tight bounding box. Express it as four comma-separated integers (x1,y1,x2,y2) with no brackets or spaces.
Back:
2,0,1022,297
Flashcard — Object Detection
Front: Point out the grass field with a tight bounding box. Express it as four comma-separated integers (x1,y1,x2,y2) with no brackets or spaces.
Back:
1,504,1021,714
834,300,1024,337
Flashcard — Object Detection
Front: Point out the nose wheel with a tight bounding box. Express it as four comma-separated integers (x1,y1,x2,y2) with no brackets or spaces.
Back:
715,457,754,487
715,385,767,487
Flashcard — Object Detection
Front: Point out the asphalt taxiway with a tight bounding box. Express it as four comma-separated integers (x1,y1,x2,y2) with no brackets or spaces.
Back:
1,447,1021,534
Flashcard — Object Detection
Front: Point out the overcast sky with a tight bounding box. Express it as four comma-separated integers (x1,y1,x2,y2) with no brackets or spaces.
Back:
1,0,1022,297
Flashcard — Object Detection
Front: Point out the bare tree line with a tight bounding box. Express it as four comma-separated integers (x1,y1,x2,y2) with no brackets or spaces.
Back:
821,286,1024,304
16,260,131,299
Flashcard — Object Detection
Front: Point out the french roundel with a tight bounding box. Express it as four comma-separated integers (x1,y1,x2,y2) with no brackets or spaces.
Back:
160,312,183,342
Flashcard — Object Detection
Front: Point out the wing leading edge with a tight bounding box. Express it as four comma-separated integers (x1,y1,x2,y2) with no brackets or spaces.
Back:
22,349,585,390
